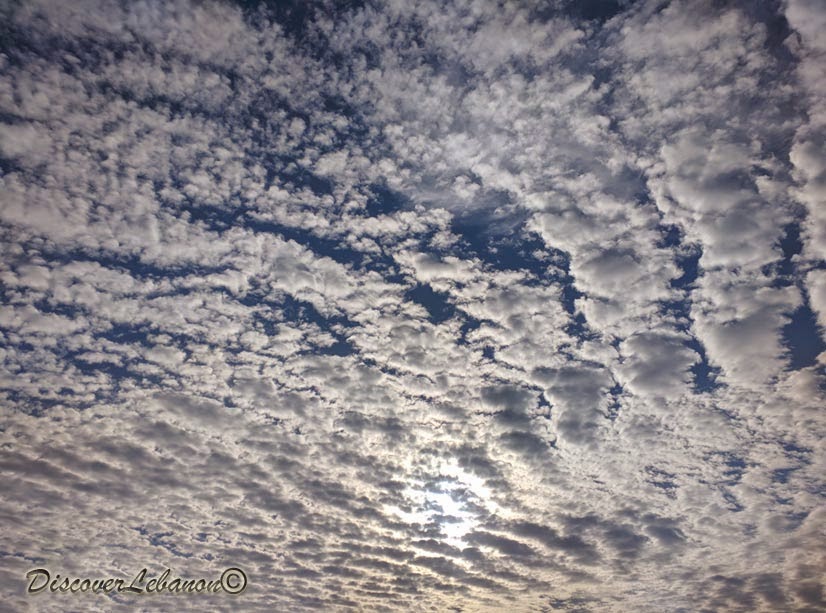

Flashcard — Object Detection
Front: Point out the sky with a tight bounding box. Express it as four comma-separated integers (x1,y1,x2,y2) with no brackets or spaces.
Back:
0,0,824,611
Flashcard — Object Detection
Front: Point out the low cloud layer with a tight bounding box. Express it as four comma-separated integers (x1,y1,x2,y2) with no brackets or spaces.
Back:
1,0,824,611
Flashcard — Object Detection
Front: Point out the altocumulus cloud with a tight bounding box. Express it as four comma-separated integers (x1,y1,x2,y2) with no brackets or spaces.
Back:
0,0,824,611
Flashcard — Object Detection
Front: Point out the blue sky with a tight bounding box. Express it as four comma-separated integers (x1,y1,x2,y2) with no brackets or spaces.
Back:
0,0,825,611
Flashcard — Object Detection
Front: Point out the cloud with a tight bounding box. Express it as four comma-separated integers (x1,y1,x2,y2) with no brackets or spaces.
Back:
0,0,823,611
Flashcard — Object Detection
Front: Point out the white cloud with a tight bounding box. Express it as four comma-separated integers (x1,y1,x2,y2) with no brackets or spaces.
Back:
0,0,823,611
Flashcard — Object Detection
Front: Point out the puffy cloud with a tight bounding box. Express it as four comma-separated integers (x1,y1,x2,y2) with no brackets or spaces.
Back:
0,0,823,611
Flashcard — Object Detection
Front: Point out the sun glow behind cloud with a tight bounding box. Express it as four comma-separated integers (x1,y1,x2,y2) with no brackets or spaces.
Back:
388,460,501,551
